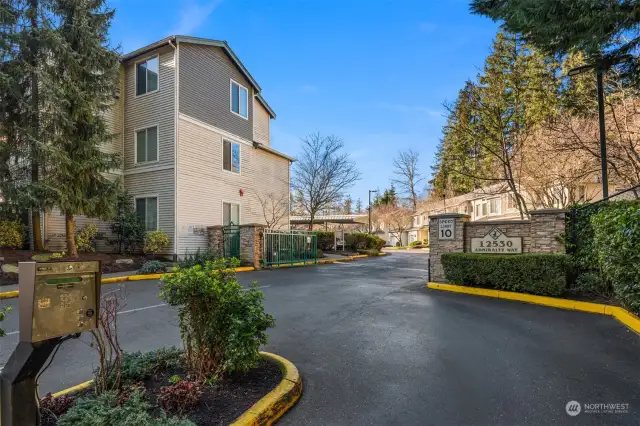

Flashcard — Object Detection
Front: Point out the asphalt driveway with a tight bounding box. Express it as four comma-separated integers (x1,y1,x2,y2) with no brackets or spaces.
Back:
1,253,638,425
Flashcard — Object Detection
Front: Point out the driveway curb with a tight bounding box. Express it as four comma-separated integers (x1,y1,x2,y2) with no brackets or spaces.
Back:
49,352,302,425
427,282,640,334
0,254,387,300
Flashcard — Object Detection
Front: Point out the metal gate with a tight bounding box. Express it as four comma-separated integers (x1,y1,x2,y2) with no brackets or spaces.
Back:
223,224,240,259
263,230,318,267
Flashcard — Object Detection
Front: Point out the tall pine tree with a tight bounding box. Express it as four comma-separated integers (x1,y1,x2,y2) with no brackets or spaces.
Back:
45,0,120,257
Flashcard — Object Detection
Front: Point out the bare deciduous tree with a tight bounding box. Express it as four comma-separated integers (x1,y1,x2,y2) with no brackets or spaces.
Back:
374,204,413,246
256,191,289,229
91,287,126,395
391,149,425,210
292,133,361,229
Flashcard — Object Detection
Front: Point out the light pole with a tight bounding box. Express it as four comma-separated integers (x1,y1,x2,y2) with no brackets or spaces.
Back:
568,56,632,199
368,189,378,234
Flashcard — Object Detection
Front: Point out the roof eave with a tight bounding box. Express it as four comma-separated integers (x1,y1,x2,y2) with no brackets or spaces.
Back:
256,93,277,119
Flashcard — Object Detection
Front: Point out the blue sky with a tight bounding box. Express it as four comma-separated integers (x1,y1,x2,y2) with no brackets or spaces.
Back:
108,0,499,205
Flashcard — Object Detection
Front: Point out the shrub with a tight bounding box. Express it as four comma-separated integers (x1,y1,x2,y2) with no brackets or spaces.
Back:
572,271,612,299
408,240,421,247
345,233,385,251
179,247,219,269
137,260,167,275
76,224,99,253
442,253,569,296
159,260,275,380
592,202,640,313
50,251,66,260
317,248,325,258
158,381,202,415
144,231,169,256
58,391,194,426
110,191,146,254
315,231,335,251
0,220,24,249
0,306,12,337
117,348,183,385
40,393,76,418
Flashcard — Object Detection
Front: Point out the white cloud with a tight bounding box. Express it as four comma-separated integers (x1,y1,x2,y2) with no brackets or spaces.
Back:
170,1,222,35
418,22,437,33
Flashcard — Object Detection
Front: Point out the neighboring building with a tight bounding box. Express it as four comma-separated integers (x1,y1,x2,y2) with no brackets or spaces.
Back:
43,36,292,258
407,179,632,244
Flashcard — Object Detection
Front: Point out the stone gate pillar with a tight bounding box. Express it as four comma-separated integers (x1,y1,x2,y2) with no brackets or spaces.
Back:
428,213,470,283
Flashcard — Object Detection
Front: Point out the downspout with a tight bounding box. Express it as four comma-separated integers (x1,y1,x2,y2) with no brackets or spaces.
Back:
169,39,179,261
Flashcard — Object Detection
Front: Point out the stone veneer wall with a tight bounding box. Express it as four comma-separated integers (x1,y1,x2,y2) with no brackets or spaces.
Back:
207,224,266,269
429,209,566,283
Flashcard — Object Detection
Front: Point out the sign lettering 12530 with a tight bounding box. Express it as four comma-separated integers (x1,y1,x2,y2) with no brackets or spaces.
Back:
470,228,522,254
438,218,455,240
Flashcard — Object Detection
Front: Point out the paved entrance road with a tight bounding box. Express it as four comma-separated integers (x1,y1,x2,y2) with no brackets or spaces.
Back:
1,253,638,425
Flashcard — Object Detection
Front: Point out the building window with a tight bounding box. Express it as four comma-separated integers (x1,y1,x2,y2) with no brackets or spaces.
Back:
482,202,487,216
136,197,158,231
230,80,248,118
135,126,158,164
223,202,240,226
223,140,240,173
507,194,516,209
475,204,480,217
136,56,159,96
489,199,500,214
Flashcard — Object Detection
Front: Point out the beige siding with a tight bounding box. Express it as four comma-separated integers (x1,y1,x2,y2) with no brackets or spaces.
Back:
122,46,176,170
125,168,176,255
178,43,254,141
253,98,270,145
176,116,289,254
45,208,119,253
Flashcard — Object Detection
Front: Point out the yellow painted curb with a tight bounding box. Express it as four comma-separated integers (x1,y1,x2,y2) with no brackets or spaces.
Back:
50,352,301,426
231,352,302,426
51,379,94,398
0,266,257,300
0,290,19,300
427,282,640,334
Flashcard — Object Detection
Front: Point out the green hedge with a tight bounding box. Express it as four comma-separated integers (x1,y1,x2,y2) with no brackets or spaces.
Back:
345,233,385,251
441,253,569,296
315,231,335,251
592,202,640,313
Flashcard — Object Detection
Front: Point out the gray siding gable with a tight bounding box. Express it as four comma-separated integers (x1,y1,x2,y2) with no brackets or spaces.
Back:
179,43,253,141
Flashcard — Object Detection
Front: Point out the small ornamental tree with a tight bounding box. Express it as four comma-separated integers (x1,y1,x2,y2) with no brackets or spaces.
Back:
159,260,275,381
144,231,169,257
110,192,146,254
0,220,24,250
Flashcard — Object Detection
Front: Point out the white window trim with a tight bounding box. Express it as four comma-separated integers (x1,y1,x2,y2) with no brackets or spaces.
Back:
222,138,242,175
134,194,160,231
229,78,249,120
134,124,160,165
221,200,242,226
135,54,160,98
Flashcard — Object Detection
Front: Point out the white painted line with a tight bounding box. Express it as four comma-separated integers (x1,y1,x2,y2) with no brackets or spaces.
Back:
5,331,18,336
117,303,168,315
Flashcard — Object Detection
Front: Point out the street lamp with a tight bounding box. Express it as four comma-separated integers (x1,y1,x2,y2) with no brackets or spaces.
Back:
567,55,633,199
368,189,378,234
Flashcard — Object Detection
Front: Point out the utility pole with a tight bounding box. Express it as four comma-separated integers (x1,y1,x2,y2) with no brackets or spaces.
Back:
368,189,378,234
596,69,609,198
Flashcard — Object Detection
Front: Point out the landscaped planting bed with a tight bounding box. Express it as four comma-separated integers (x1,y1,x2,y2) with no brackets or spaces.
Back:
40,349,281,425
39,259,278,425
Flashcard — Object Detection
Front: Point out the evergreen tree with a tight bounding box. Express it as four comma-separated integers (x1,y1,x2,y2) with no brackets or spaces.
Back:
45,0,120,257
343,195,353,215
355,198,363,214
471,0,640,83
0,0,53,249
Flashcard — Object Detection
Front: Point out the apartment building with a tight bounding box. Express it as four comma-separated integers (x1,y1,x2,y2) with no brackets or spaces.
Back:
44,36,292,258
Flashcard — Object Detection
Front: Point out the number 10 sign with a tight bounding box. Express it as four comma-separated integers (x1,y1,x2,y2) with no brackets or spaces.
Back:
438,218,455,240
